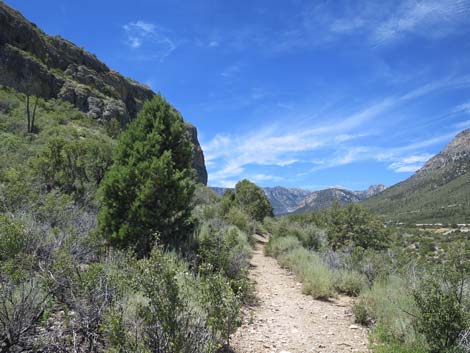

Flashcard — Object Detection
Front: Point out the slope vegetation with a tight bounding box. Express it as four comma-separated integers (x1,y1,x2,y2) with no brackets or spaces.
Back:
364,129,470,223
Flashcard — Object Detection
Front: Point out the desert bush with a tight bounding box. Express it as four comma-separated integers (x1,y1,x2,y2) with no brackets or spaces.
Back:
348,246,394,284
412,262,470,353
0,214,29,262
195,224,251,284
333,269,368,296
201,271,242,348
224,206,253,235
326,203,390,251
278,247,335,300
357,275,420,345
353,302,369,325
264,217,324,250
0,277,50,352
264,235,302,257
104,249,214,353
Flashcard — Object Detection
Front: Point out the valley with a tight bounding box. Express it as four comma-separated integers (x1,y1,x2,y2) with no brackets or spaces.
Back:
0,2,469,353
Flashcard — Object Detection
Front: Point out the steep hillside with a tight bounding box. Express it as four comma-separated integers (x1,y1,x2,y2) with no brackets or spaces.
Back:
263,187,313,214
285,185,385,215
363,129,470,223
0,2,207,184
293,188,361,214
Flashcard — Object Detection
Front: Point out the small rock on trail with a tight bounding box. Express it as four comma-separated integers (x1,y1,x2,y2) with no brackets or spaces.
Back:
231,244,369,353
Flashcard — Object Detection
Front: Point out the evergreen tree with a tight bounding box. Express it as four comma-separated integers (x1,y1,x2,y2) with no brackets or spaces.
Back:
234,179,273,222
98,95,195,256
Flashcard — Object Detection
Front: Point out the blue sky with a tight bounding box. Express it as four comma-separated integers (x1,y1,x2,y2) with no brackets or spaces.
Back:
6,0,470,189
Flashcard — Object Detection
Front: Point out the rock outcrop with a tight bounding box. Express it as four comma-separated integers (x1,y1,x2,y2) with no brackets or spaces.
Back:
418,129,470,175
186,123,208,186
0,2,207,184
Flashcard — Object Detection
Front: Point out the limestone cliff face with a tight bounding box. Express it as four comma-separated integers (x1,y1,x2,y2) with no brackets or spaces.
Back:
0,2,207,184
186,123,208,186
417,129,470,176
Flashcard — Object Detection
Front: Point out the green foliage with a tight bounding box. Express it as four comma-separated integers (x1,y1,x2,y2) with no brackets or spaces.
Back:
264,217,323,250
224,206,253,235
202,271,242,347
363,161,470,224
196,224,251,284
98,95,195,255
326,203,391,251
332,270,368,296
234,179,273,222
33,136,112,197
220,189,236,215
357,275,420,345
353,302,369,325
278,247,335,300
412,262,469,353
264,235,302,257
0,87,252,352
0,214,28,261
104,249,214,353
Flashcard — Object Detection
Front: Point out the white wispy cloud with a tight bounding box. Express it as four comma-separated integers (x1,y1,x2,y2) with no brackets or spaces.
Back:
220,0,470,53
387,154,434,172
123,21,177,61
454,102,470,114
220,64,241,78
204,78,470,186
373,0,470,45
204,97,393,185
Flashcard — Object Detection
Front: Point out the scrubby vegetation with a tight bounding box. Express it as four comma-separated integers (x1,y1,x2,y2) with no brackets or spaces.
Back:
0,87,258,352
1,84,469,353
264,203,469,353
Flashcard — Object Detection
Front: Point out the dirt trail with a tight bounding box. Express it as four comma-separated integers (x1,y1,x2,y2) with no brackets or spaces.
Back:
231,241,369,353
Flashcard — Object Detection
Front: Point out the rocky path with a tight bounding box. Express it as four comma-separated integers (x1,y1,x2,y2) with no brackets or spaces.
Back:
231,240,369,353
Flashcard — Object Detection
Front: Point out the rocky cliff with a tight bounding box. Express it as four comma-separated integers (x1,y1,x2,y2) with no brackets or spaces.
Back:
417,129,470,176
0,2,207,184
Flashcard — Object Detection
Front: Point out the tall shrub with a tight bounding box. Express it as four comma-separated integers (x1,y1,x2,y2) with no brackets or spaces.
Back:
98,95,195,256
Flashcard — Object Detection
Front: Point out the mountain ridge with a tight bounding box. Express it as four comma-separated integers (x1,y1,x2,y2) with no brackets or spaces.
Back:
363,129,470,223
211,184,386,215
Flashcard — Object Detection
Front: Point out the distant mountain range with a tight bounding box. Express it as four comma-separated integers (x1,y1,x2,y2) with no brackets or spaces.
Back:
363,129,470,223
212,129,470,222
211,184,386,215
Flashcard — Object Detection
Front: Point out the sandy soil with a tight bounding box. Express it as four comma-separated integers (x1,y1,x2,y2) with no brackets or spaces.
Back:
231,242,369,353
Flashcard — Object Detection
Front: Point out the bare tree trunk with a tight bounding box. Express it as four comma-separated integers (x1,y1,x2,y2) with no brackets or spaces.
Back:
25,95,38,133
26,94,31,133
31,96,38,133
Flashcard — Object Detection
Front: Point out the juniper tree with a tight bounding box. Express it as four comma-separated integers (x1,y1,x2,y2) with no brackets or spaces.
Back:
98,95,195,256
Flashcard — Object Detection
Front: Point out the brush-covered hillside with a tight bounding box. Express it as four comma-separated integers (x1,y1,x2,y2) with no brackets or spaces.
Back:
364,129,470,223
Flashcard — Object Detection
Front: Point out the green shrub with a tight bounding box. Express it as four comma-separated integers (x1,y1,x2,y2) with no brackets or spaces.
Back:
412,263,469,353
104,249,214,353
234,179,273,222
196,224,251,285
202,271,242,348
0,214,28,261
224,206,253,235
265,235,302,257
326,203,390,251
333,270,368,296
279,247,335,300
353,302,369,325
358,275,420,345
